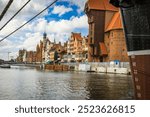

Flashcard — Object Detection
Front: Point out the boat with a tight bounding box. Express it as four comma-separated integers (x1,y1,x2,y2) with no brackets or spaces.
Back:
109,0,150,99
0,64,11,68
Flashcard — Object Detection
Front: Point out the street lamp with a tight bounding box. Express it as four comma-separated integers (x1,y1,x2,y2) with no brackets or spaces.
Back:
8,52,11,61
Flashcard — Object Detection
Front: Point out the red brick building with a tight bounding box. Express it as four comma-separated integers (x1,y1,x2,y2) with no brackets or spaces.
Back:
85,0,129,62
26,51,36,63
104,12,129,62
36,41,43,63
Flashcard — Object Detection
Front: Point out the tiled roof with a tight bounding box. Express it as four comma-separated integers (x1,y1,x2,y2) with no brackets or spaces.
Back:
87,0,118,11
105,12,123,32
99,42,108,56
72,33,82,41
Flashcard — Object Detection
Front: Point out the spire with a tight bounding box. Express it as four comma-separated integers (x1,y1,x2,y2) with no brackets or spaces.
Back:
43,32,47,39
54,38,56,44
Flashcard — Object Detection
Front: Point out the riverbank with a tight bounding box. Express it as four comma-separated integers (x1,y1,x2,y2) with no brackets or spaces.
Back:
44,62,131,75
10,62,131,75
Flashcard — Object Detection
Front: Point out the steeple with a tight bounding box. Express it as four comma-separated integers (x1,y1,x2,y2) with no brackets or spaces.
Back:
43,32,47,48
43,32,47,39
54,38,56,44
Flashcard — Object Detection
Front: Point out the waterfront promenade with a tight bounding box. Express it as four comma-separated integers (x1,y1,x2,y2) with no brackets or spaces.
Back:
8,61,131,75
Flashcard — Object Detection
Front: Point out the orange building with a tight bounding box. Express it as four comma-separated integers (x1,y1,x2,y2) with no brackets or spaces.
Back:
82,36,88,62
50,42,66,62
67,32,83,62
36,41,43,63
26,51,36,63
70,32,82,54
85,0,128,62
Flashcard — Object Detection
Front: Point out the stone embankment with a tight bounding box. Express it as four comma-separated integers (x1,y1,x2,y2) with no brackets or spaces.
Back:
44,64,69,71
44,62,131,75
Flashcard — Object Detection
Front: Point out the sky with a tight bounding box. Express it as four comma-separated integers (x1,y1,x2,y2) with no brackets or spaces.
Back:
0,0,88,60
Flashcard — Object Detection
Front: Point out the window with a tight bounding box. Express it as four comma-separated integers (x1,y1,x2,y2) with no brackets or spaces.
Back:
89,16,94,23
90,37,93,43
111,32,113,37
108,32,110,38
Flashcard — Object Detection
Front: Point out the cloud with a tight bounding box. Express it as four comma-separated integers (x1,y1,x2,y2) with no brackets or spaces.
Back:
52,5,73,16
0,40,18,60
19,15,88,50
62,0,87,13
0,0,88,60
47,15,88,34
17,32,42,51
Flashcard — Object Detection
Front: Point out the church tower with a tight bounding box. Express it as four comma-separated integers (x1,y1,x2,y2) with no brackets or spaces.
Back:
43,32,47,48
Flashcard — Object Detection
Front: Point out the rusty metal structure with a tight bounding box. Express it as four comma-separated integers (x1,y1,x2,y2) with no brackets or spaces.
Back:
110,0,150,99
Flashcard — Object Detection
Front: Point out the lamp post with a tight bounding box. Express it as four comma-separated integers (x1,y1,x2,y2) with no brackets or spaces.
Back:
8,52,11,61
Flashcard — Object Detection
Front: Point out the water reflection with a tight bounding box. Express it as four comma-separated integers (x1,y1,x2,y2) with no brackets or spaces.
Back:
0,66,134,100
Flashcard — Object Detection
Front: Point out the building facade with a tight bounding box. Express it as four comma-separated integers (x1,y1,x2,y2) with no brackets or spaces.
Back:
17,49,26,62
49,42,67,62
67,32,88,62
85,0,118,62
36,41,43,63
85,0,129,62
104,12,129,62
42,32,53,63
26,51,36,63
82,36,88,62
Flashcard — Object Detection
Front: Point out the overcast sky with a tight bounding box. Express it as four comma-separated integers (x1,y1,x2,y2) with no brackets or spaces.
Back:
0,0,88,60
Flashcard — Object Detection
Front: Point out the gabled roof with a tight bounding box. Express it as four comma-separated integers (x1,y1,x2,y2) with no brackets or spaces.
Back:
71,32,82,41
105,12,123,32
87,0,118,11
99,42,108,56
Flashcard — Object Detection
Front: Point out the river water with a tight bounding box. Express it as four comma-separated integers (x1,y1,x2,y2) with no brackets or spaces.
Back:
0,66,134,100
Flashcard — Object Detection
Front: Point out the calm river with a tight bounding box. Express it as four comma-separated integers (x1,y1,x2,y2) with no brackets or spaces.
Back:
0,66,134,100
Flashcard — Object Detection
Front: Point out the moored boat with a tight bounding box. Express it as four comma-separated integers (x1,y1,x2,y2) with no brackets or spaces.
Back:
110,0,150,99
0,64,11,68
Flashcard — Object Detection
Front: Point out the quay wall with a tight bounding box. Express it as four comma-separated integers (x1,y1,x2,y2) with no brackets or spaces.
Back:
44,64,69,71
62,62,131,75
34,62,130,75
